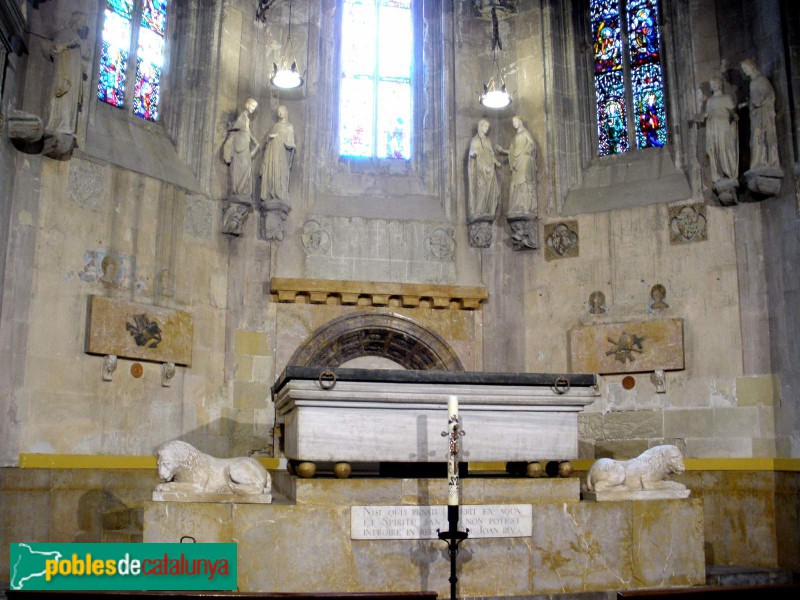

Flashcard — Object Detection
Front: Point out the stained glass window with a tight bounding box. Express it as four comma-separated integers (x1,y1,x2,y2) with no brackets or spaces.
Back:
98,0,167,121
339,0,413,160
590,0,667,156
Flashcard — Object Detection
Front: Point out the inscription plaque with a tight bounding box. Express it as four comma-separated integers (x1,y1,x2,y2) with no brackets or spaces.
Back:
351,504,532,540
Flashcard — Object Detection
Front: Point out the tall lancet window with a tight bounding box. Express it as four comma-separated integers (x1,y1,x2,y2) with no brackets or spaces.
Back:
339,0,413,160
98,0,167,122
591,0,667,156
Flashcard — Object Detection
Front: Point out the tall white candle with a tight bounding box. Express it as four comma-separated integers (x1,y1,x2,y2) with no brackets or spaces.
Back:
447,395,460,506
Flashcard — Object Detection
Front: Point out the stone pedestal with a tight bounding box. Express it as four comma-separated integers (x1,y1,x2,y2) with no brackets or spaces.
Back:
712,177,739,206
144,475,705,596
259,200,291,241
745,166,784,197
221,196,252,236
506,213,539,250
467,215,494,248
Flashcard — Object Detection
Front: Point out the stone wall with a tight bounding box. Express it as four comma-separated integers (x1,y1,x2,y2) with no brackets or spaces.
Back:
0,467,157,582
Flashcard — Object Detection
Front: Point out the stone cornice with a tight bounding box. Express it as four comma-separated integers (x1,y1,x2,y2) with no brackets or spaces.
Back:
268,278,488,310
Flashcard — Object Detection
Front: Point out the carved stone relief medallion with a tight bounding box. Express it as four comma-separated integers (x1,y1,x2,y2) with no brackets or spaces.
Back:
301,219,331,256
424,227,455,261
669,204,707,244
544,221,579,260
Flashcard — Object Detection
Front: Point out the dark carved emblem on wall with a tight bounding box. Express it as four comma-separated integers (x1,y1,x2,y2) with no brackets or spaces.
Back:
544,221,579,260
606,332,645,363
669,204,707,244
126,314,163,348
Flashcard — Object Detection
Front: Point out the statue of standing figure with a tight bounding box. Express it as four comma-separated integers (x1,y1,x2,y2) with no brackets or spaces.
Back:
496,116,539,251
467,119,500,248
495,116,537,216
694,76,739,204
259,105,296,241
221,99,260,236
260,105,296,204
740,59,783,196
43,11,89,158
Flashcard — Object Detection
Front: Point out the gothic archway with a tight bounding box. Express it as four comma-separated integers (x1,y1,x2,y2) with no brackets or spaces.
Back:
287,312,464,372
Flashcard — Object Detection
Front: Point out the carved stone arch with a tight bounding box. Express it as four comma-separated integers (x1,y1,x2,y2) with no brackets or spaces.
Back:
287,312,464,372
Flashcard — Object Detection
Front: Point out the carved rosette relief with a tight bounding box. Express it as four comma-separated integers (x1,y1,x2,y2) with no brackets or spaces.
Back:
301,220,332,256
669,204,707,244
544,221,579,260
424,228,455,261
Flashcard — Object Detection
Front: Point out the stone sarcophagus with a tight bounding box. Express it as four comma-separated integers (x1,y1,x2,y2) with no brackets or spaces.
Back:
272,367,598,473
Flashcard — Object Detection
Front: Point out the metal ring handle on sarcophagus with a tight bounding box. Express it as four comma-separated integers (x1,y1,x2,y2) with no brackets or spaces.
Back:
318,369,337,390
551,376,570,395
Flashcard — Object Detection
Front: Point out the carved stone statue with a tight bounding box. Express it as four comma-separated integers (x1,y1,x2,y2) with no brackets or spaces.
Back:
740,59,783,196
696,76,738,204
44,11,88,158
467,119,500,247
584,444,690,501
496,116,537,216
259,105,295,241
221,99,259,236
468,119,500,218
154,440,272,501
260,105,295,203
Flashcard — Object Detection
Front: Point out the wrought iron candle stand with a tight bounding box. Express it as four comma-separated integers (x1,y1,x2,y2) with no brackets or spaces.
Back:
437,396,469,600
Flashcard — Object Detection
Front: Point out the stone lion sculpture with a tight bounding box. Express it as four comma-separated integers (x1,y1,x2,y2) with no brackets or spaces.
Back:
586,444,687,493
155,440,271,496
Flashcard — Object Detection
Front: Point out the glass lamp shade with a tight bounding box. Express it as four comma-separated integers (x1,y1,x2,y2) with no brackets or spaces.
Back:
271,60,303,89
479,79,511,108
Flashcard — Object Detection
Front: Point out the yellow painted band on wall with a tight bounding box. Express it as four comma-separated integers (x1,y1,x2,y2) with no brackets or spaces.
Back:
17,454,800,472
19,454,281,470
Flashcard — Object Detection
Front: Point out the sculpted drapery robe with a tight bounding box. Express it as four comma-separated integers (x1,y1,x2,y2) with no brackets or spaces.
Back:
506,126,537,215
260,118,296,203
747,72,779,170
704,92,738,183
46,21,85,135
467,132,500,219
222,110,257,199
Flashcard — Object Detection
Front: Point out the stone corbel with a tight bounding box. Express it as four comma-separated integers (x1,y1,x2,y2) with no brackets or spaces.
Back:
506,212,538,251
7,110,44,152
102,354,118,382
221,198,252,237
259,200,291,242
650,369,666,393
744,166,784,197
161,362,176,387
467,215,495,248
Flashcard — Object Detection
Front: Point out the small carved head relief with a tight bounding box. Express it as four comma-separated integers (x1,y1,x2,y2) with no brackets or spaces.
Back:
589,291,606,315
650,284,668,310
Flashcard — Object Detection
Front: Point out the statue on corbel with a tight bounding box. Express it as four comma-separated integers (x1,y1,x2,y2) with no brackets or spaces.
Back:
739,59,783,197
467,119,500,248
221,98,260,236
259,105,296,241
8,11,89,160
496,115,539,250
692,59,784,204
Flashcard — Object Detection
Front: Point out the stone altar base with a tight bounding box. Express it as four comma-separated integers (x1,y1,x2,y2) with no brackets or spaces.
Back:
144,475,705,597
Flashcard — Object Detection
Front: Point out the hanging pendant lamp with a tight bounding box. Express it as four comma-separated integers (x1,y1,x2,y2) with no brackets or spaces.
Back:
271,0,303,89
479,7,511,109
